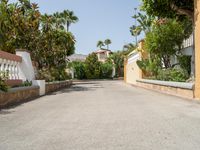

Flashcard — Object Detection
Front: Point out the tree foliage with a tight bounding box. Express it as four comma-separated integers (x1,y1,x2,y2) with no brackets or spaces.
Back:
85,53,101,79
97,39,112,50
104,39,112,50
131,12,155,36
123,43,136,54
0,0,78,81
145,19,191,68
0,0,40,53
141,0,194,21
0,71,9,92
70,61,86,79
100,62,113,79
107,50,130,77
97,41,105,49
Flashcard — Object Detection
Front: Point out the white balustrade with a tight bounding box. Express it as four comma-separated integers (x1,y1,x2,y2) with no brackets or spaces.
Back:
0,58,21,80
0,50,36,82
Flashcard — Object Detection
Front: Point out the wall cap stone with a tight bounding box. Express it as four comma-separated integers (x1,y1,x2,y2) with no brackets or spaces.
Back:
0,50,22,62
0,86,39,94
136,79,194,90
45,80,72,85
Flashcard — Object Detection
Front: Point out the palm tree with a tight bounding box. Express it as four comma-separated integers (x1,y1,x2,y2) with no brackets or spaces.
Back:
97,41,105,49
104,39,112,50
130,25,141,45
52,12,65,30
123,43,136,55
41,14,54,32
61,10,79,32
123,43,136,50
133,12,155,35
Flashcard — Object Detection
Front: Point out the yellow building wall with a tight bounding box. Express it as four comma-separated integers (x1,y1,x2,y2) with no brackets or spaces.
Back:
125,50,143,84
195,0,200,99
125,41,147,84
126,59,141,85
124,58,127,82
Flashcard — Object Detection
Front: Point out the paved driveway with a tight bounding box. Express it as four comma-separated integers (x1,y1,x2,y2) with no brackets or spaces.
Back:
1,80,200,150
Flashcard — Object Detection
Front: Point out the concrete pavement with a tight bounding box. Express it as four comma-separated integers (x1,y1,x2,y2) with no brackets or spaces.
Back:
1,80,200,150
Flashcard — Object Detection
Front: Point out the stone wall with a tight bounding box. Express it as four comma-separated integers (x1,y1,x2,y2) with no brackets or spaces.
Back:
0,80,73,109
136,79,194,99
45,80,72,94
0,86,39,108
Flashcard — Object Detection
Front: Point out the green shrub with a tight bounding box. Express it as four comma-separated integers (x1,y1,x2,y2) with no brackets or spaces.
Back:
37,69,55,82
137,58,161,77
71,61,86,79
100,62,113,79
0,79,8,92
22,80,32,87
177,55,191,75
145,19,188,68
85,53,101,79
37,67,70,82
0,71,9,92
156,68,189,82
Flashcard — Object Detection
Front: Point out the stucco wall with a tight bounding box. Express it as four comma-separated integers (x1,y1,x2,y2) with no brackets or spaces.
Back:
126,53,141,84
195,0,200,99
16,50,35,81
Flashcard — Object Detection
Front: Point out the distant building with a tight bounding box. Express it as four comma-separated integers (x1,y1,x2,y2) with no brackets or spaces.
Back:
94,49,112,62
67,54,87,62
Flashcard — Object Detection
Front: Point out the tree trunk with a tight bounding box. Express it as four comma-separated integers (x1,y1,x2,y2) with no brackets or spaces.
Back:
67,22,70,32
170,2,194,23
162,55,171,69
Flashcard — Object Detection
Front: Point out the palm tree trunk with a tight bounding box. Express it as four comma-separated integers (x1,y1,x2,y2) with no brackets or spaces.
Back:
67,22,70,32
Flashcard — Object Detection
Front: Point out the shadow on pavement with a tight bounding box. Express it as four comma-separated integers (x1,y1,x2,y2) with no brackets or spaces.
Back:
0,110,15,115
48,82,103,95
0,81,103,112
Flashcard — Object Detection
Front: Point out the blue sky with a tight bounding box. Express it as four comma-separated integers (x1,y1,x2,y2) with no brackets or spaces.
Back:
11,0,142,54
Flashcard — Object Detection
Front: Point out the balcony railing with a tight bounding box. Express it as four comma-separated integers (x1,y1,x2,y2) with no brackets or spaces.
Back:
182,34,194,48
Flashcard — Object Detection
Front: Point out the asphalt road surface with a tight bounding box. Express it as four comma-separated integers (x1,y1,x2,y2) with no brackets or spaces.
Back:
1,80,200,150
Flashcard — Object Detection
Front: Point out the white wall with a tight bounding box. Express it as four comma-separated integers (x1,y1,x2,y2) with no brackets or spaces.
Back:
16,50,35,81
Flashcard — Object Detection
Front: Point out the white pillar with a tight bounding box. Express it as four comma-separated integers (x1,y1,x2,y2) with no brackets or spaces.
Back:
16,62,20,80
16,50,35,81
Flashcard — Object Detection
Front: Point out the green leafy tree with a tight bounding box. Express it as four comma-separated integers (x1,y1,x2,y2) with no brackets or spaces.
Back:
85,53,101,79
0,0,77,81
70,61,86,79
0,0,41,53
145,19,189,68
100,62,113,79
107,51,128,77
141,0,194,21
